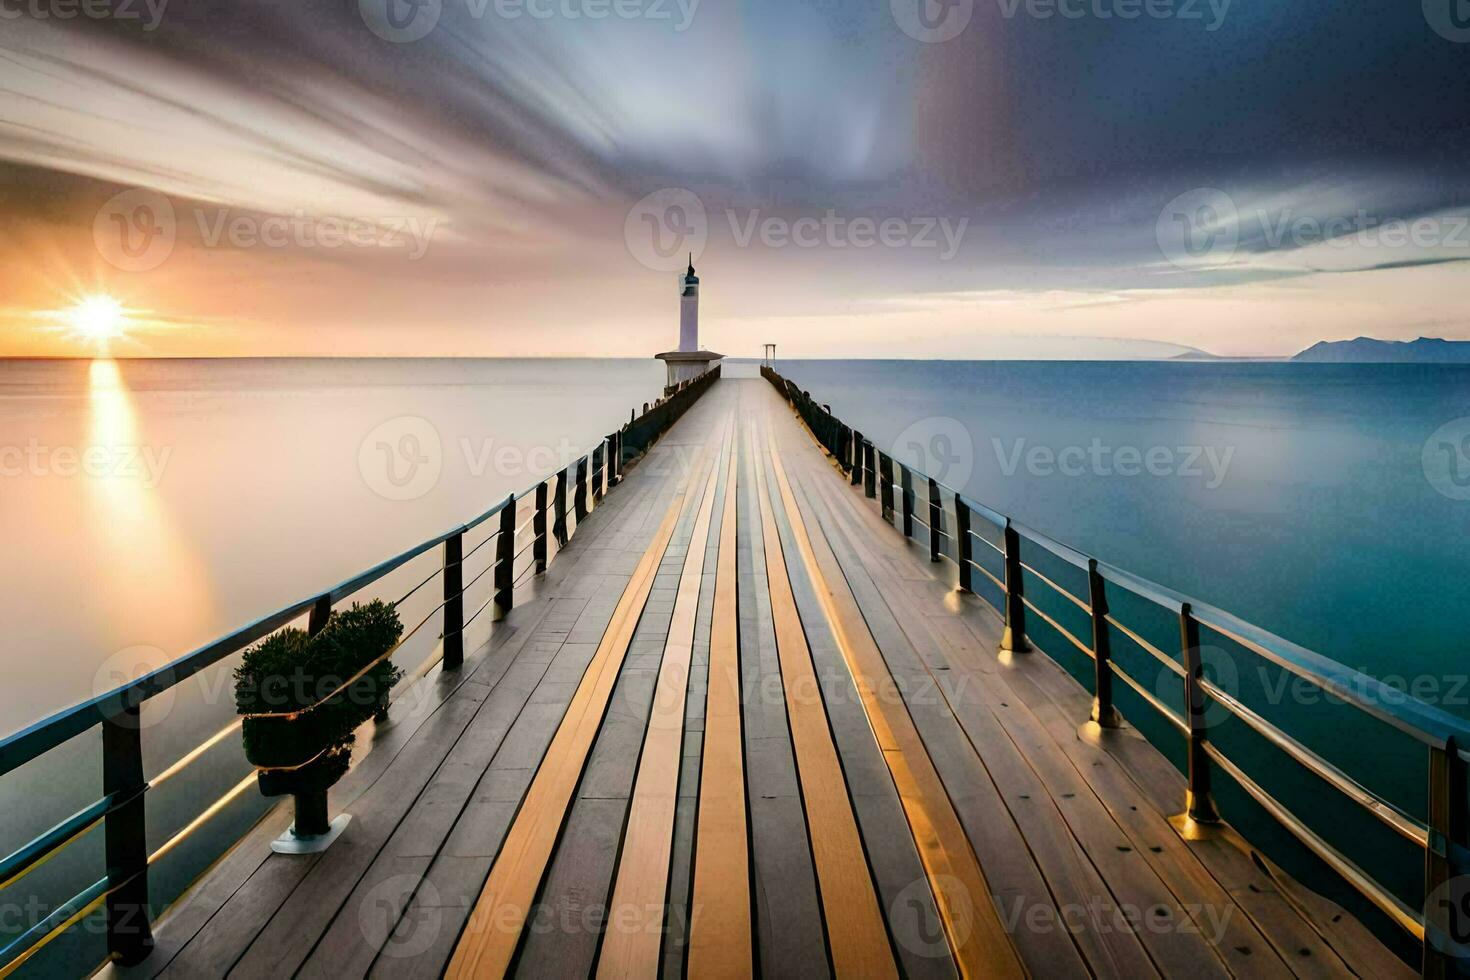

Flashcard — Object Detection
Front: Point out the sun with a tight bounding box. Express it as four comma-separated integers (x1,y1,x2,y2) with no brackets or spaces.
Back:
66,295,127,344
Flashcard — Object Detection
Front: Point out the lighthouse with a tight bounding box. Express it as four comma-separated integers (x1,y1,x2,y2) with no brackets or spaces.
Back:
655,256,723,395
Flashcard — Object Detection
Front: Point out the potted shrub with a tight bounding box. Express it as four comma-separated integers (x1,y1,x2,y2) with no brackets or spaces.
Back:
234,600,404,852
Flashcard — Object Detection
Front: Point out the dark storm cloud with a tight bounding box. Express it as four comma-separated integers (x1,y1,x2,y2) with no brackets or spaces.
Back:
1,0,1467,355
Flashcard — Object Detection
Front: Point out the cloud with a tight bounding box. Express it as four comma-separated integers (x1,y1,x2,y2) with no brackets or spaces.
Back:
0,1,1468,356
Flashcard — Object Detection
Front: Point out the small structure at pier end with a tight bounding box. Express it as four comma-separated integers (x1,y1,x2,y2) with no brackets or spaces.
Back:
655,255,722,394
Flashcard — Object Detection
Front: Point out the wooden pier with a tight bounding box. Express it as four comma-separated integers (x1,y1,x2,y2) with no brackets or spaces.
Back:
109,375,1409,978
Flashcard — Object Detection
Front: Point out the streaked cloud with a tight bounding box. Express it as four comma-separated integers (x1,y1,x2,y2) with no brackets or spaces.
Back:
0,0,1466,357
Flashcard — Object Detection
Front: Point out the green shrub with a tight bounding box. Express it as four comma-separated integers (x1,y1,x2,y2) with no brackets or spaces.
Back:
234,600,404,780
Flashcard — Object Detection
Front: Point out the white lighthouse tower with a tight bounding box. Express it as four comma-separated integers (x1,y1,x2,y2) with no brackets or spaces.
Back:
655,255,722,394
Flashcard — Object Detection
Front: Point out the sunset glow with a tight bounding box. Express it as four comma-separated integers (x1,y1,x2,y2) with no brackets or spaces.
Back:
66,295,127,346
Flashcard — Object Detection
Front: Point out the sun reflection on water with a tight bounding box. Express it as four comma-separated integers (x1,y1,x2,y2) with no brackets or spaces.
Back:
85,360,216,687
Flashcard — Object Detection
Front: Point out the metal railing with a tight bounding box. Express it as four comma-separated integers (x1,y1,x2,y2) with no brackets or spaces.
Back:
762,365,1468,977
0,366,720,975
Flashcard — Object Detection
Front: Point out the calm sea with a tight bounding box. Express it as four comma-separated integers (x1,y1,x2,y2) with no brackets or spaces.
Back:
780,359,1470,685
1,356,1464,969
0,356,663,972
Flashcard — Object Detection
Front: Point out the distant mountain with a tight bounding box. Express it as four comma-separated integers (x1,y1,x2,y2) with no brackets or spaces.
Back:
1293,337,1470,363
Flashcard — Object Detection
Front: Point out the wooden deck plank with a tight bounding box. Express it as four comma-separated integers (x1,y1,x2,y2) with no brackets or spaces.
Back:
661,506,718,980
167,679,494,978
733,417,829,979
688,442,754,980
765,426,1029,980
1013,650,1389,978
791,478,1112,978
294,658,563,979
445,447,713,977
747,421,899,979
596,440,724,977
363,445,707,979
758,443,958,980
359,408,738,979
833,555,1236,979
511,456,714,977
795,461,1275,979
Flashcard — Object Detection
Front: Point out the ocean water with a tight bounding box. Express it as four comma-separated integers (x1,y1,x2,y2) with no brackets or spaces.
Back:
780,359,1470,685
0,356,664,973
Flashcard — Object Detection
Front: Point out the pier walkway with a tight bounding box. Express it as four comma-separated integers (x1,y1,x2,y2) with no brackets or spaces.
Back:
117,376,1407,978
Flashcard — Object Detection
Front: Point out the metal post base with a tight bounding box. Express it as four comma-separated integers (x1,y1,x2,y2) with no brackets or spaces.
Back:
1168,812,1224,841
999,627,1030,653
1077,717,1123,744
271,814,351,854
1169,791,1222,840
1090,699,1123,730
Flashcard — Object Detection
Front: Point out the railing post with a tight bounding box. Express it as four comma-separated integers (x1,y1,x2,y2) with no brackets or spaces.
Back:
493,494,515,619
553,467,569,546
284,594,340,841
1000,521,1030,653
927,478,942,563
574,456,589,523
102,703,153,965
533,480,549,574
1424,739,1467,977
878,453,895,524
851,430,864,486
609,431,623,486
592,443,606,504
307,594,332,635
863,442,877,499
1173,603,1220,833
443,532,464,671
285,593,345,840
955,497,973,593
1087,559,1120,729
900,465,914,538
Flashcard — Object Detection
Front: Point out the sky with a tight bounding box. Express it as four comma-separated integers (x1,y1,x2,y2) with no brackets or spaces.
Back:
0,0,1467,358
